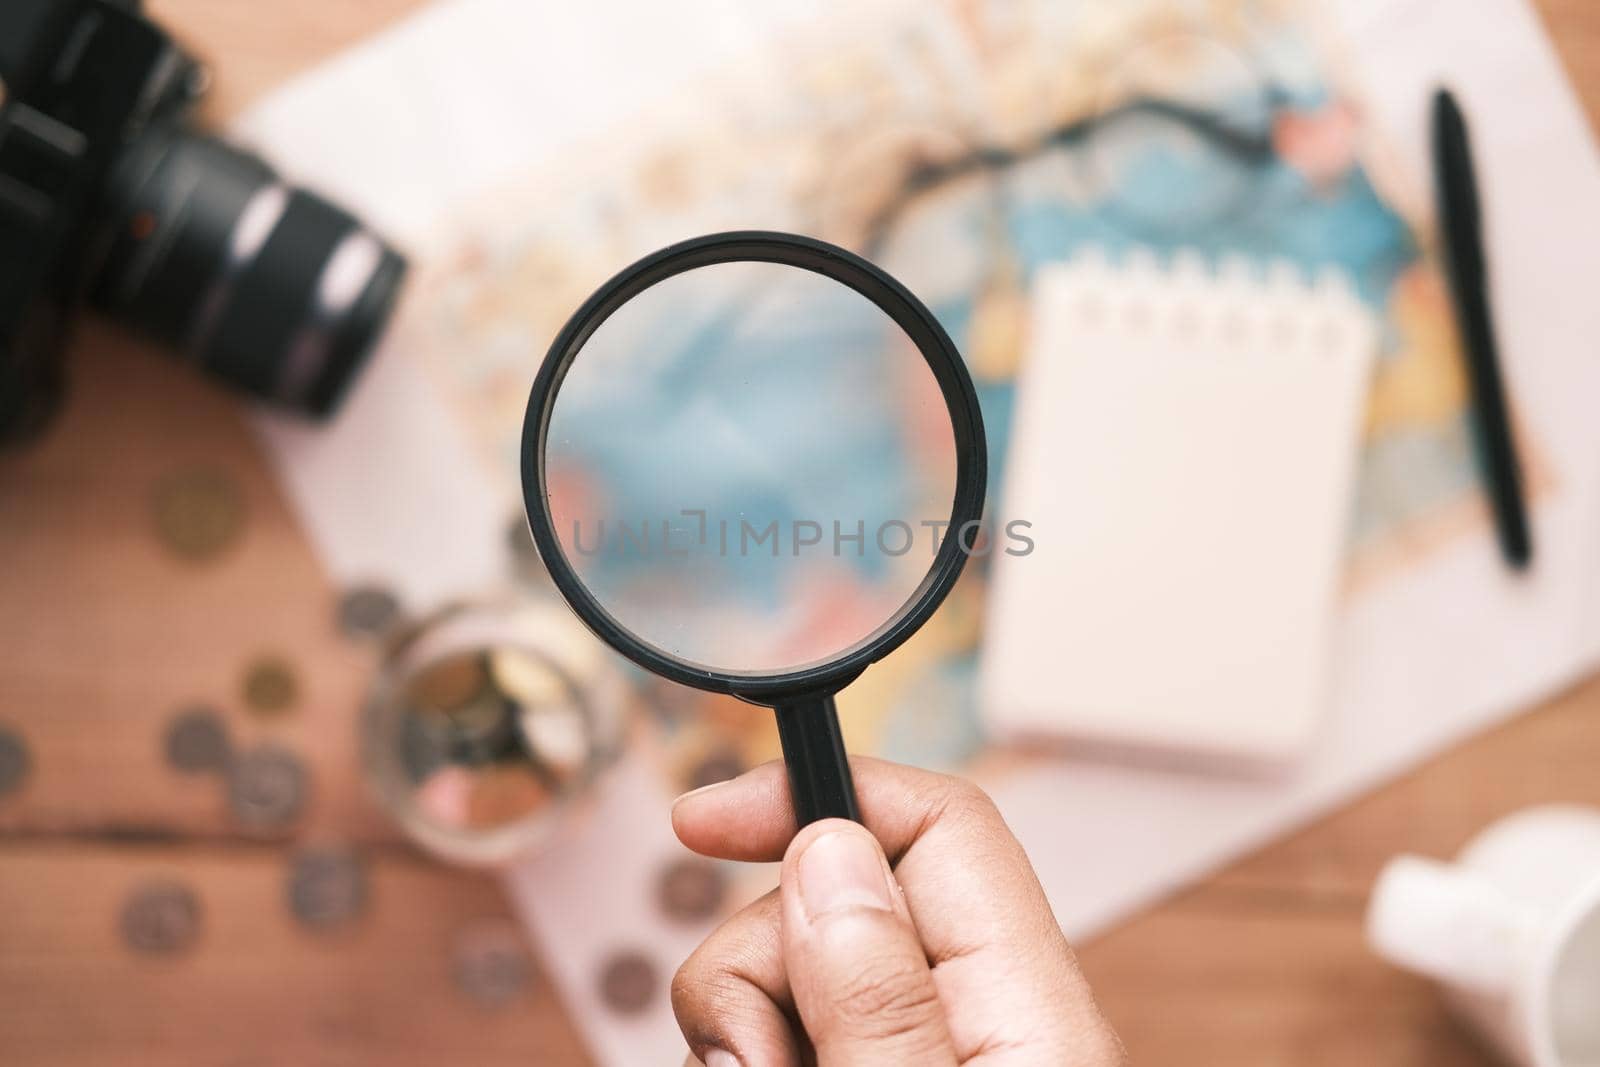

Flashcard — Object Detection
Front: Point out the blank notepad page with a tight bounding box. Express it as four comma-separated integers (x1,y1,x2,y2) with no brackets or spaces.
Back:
980,253,1376,767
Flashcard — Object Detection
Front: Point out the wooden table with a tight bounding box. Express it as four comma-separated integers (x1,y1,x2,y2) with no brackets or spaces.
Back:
1,3,1596,1063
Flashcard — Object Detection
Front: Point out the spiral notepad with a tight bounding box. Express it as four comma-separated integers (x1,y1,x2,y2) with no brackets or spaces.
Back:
980,252,1377,768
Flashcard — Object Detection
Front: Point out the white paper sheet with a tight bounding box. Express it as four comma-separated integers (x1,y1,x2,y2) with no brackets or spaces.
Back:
988,0,1600,939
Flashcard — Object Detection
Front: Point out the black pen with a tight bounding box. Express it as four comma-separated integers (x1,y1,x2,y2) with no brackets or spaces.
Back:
1432,87,1532,570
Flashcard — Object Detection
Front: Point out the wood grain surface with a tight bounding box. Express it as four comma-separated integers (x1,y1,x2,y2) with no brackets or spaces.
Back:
0,2,1596,1064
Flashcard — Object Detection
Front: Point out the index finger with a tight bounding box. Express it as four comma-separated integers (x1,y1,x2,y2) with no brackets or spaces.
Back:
673,756,983,865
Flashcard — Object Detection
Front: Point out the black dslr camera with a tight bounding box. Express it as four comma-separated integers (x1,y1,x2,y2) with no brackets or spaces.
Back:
0,0,407,445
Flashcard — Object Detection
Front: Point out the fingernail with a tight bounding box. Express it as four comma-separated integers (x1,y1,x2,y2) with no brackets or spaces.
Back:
672,779,732,808
798,830,892,919
685,1051,739,1067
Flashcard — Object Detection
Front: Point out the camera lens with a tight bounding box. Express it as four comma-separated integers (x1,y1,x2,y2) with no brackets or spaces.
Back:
86,129,406,417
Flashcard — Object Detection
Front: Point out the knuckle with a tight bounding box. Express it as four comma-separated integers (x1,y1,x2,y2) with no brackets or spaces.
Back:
672,943,741,1014
938,775,1001,826
830,959,944,1039
670,955,755,1044
671,903,782,1026
668,955,703,1013
945,774,994,808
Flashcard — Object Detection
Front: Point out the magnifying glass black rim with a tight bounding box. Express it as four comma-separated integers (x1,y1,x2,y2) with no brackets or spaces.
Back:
519,230,987,703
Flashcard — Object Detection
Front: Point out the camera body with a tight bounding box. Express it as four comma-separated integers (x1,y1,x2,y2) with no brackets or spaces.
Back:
0,0,407,445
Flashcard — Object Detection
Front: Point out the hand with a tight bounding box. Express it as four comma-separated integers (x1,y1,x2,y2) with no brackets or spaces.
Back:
671,757,1126,1066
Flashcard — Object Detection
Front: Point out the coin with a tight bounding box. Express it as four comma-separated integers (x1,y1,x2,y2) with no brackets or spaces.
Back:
452,920,532,1008
399,711,452,783
445,690,521,767
336,584,402,640
120,881,201,955
162,707,231,774
241,656,299,715
462,762,553,830
487,648,569,708
286,845,367,930
407,652,488,713
227,744,308,831
517,703,591,788
0,724,31,797
598,949,658,1016
151,468,244,562
655,856,727,923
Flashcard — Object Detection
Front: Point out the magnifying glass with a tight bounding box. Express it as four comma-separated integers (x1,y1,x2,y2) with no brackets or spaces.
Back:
519,231,986,827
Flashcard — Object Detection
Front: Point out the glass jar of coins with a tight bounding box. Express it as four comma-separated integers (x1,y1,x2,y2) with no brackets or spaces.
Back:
362,598,632,866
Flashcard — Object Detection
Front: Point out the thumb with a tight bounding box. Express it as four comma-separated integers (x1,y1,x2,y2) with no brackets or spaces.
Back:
779,819,956,1067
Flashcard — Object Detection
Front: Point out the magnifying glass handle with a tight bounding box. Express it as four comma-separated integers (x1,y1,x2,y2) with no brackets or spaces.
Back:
774,695,861,826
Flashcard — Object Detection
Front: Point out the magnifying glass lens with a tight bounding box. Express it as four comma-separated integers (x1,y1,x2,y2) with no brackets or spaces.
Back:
545,260,958,677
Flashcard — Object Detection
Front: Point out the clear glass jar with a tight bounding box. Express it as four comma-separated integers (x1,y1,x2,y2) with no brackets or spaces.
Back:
362,597,633,867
